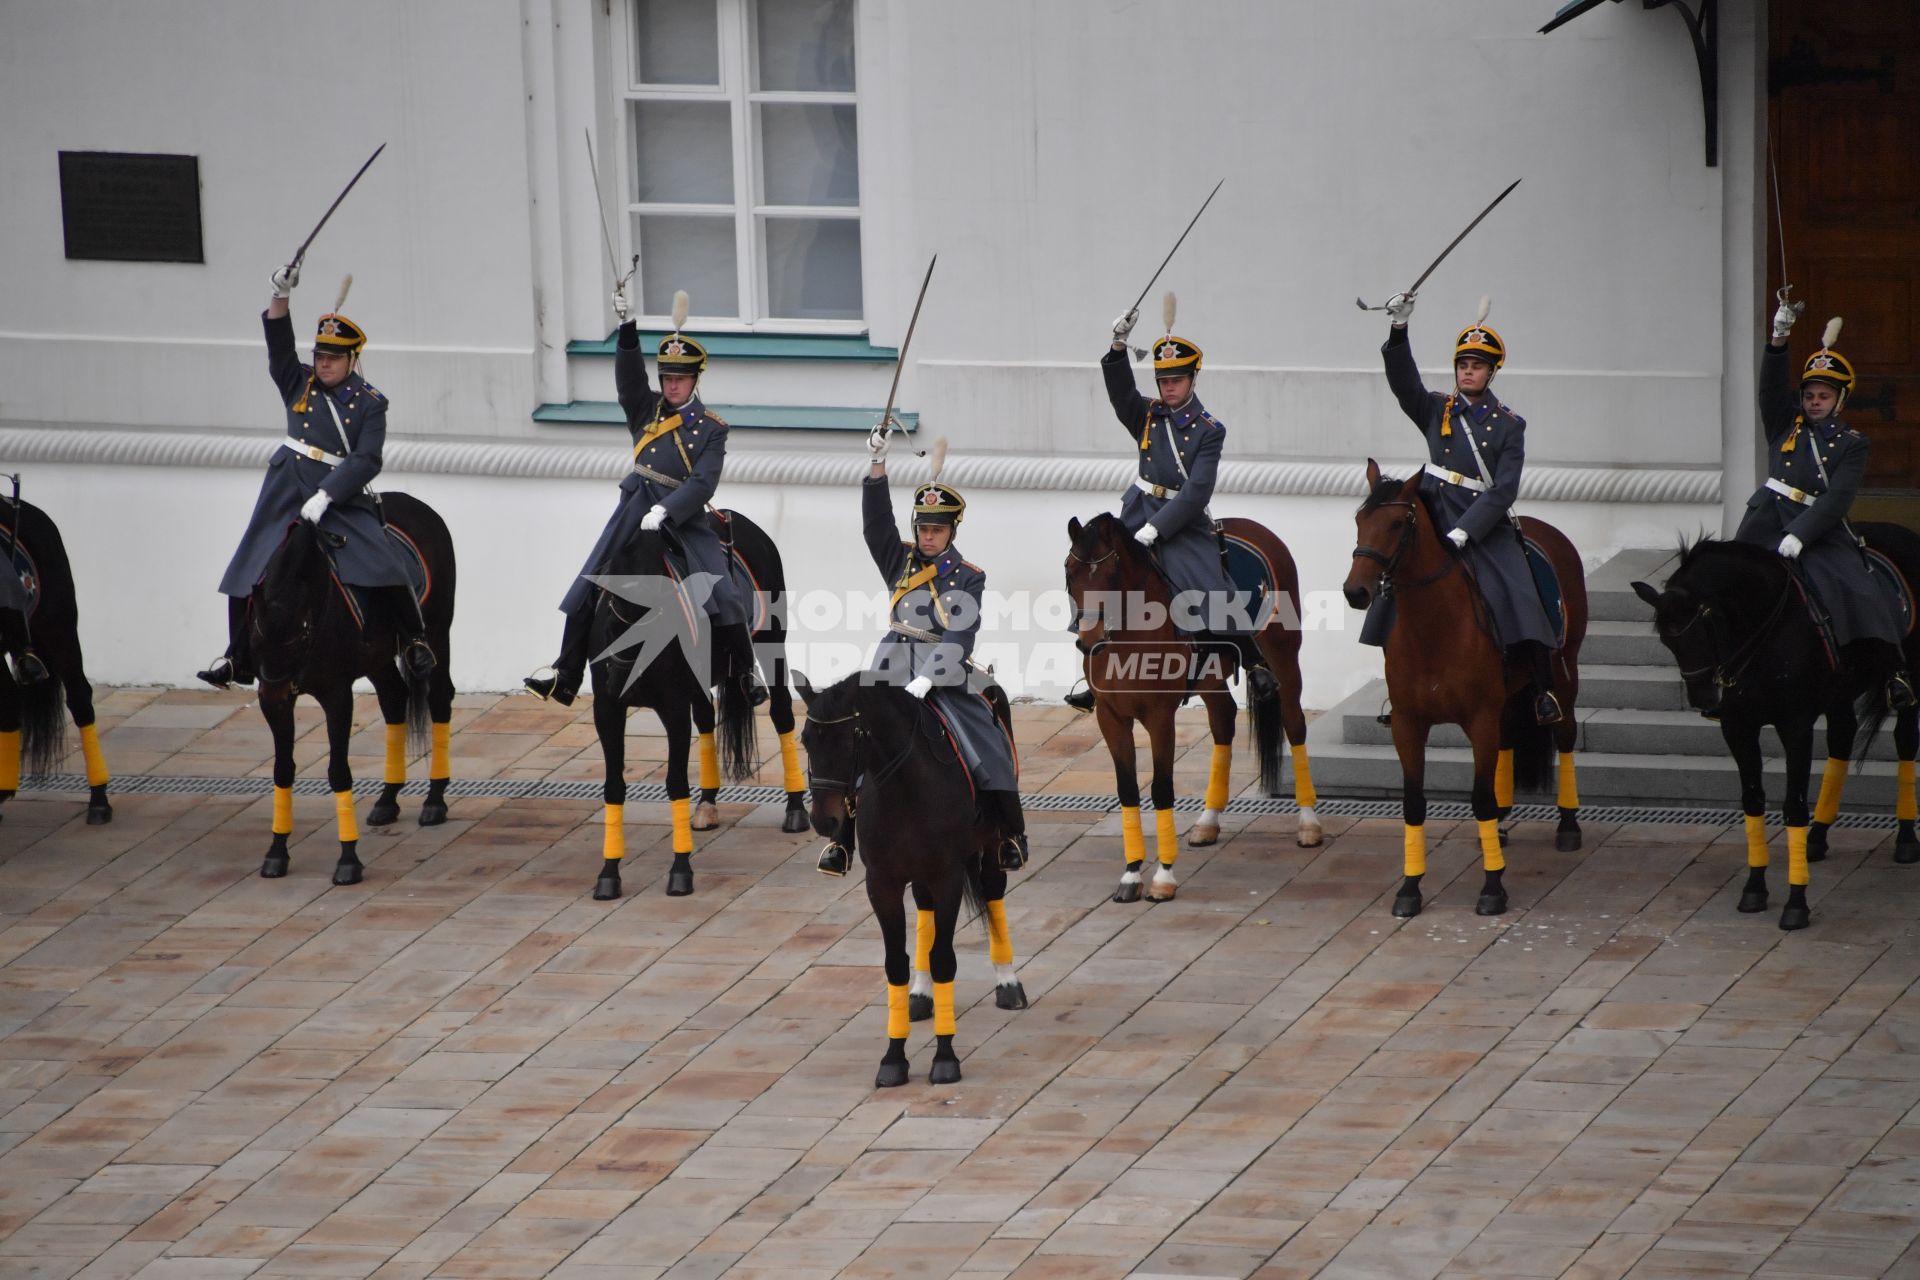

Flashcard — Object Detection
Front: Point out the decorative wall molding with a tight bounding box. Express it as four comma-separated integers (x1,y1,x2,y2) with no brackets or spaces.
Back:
0,425,1721,505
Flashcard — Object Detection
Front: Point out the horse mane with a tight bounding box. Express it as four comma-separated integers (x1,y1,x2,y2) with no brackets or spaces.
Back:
1072,510,1124,557
1360,471,1439,526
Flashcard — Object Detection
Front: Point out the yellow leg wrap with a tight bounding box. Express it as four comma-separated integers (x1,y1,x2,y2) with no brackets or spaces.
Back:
1478,817,1505,872
1120,805,1145,864
383,724,407,786
1902,760,1918,823
670,797,693,854
779,729,804,793
1787,825,1810,887
932,980,957,1036
985,899,1013,966
79,725,110,788
272,785,294,836
1204,744,1232,810
1290,743,1317,808
1813,757,1847,826
1745,814,1769,868
698,732,719,792
602,803,625,860
914,909,934,973
1155,806,1179,867
1495,749,1514,810
0,729,19,792
430,721,450,780
1557,752,1579,810
333,790,359,844
887,983,910,1040
1403,824,1426,877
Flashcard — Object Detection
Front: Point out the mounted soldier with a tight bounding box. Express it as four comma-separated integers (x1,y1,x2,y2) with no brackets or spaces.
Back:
525,287,763,709
1376,293,1562,726
815,430,1027,877
1064,293,1258,713
1732,303,1914,712
200,266,434,689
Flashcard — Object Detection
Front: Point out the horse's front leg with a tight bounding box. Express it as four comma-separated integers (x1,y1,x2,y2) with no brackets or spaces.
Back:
927,871,963,1084
977,859,1027,1009
691,696,720,831
420,659,454,826
260,687,297,878
1468,708,1508,916
870,872,912,1088
1723,711,1772,914
1779,715,1815,931
1390,710,1432,918
1096,702,1147,903
1189,689,1235,847
662,696,696,896
1144,701,1181,901
322,689,363,886
592,686,627,900
366,666,410,828
908,880,935,1023
1896,706,1920,865
64,666,111,825
1808,699,1856,864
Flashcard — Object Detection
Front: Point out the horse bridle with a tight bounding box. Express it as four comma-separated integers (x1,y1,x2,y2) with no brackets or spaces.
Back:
1670,577,1795,692
803,699,927,801
1352,500,1458,595
1066,543,1119,635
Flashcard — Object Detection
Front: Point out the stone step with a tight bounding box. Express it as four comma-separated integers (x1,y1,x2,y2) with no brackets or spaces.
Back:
1571,664,1689,711
1579,619,1668,667
1585,546,1675,623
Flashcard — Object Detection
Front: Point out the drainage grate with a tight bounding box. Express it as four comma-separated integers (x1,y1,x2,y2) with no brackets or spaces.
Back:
12,773,1903,831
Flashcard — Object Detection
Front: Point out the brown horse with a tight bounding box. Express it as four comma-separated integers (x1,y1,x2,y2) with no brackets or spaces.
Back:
1065,512,1320,905
1342,460,1586,919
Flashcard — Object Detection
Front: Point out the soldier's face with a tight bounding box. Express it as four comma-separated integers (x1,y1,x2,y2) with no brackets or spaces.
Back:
1454,357,1493,396
1156,374,1193,408
312,349,352,388
915,522,951,557
1801,383,1839,419
660,374,696,407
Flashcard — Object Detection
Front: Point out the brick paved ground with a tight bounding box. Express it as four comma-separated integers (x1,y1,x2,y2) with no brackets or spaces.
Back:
1,689,1918,1279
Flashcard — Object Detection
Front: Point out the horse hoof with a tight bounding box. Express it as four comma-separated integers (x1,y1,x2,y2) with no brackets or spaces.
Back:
666,867,694,897
1112,881,1142,904
1475,892,1508,917
366,802,401,827
1806,846,1827,864
261,855,290,879
1187,822,1219,848
1296,821,1323,849
1896,841,1920,866
418,801,448,827
1555,829,1582,853
781,806,810,834
593,872,622,901
1146,876,1177,902
332,862,363,887
996,982,1029,1011
1738,890,1769,914
86,803,113,826
875,1059,909,1089
1779,904,1811,931
692,802,719,832
1392,891,1422,919
929,1057,962,1085
908,993,933,1023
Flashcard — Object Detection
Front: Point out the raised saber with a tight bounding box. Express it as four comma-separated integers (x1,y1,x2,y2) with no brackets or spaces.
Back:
286,143,385,274
878,255,937,458
1356,177,1522,311
1125,178,1225,321
1767,131,1794,308
584,129,638,289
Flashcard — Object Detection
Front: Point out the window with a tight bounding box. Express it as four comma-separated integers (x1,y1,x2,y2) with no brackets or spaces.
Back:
613,0,862,330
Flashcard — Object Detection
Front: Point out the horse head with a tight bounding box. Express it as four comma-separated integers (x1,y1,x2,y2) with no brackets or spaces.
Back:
1065,511,1155,650
251,520,334,683
1344,459,1428,610
796,672,862,837
1633,537,1791,712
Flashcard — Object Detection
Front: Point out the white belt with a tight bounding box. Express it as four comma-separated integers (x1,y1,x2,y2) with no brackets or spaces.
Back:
1134,476,1181,499
282,437,345,467
633,461,684,488
1765,477,1819,504
1424,462,1487,493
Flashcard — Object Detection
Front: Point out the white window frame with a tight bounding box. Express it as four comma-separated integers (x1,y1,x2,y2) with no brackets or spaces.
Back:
611,0,863,334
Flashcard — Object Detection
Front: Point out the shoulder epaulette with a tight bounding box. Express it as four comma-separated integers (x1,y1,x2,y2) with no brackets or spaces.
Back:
959,559,983,575
360,381,386,402
700,410,727,428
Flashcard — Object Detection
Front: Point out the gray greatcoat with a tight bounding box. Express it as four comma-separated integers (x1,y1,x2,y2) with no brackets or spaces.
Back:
863,476,1017,793
1101,348,1252,635
1373,326,1557,650
1732,342,1904,648
560,321,746,625
218,311,414,597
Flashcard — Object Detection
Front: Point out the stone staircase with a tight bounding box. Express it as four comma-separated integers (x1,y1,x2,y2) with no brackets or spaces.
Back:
1300,548,1910,813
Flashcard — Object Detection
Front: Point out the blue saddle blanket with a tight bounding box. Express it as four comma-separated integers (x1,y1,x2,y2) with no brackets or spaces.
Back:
1523,536,1567,649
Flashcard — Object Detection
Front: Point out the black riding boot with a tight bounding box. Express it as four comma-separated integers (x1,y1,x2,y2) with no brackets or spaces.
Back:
380,587,436,681
1064,682,1095,712
988,789,1029,870
525,606,589,706
718,621,767,707
1514,640,1562,725
817,814,855,877
197,596,256,690
1856,639,1916,711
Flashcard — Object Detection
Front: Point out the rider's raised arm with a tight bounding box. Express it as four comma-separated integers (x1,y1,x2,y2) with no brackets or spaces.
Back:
264,308,308,407
1453,417,1524,544
862,473,907,582
1758,340,1799,447
1102,346,1149,436
1382,326,1437,428
614,321,660,437
1786,432,1866,546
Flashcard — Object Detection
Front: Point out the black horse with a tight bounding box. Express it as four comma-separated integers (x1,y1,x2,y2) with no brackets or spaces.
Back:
0,496,111,825
584,508,807,902
250,492,456,885
798,672,1016,1088
1633,523,1920,930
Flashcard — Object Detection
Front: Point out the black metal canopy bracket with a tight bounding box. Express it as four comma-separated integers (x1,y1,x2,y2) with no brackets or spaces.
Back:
1540,0,1719,167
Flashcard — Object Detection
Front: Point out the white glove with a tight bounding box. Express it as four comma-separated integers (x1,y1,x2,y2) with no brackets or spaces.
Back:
271,264,300,298
1446,527,1469,549
905,675,933,699
1385,292,1416,327
612,285,632,323
1134,524,1159,547
1771,298,1805,341
1778,533,1803,559
300,490,332,523
1111,308,1139,344
640,505,667,532
868,425,891,458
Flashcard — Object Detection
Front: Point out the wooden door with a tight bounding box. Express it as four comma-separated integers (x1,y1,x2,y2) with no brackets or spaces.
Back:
1769,0,1920,489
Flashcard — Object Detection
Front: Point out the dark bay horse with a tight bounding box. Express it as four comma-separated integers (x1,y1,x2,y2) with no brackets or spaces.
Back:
251,492,455,885
1343,461,1587,920
583,508,805,901
797,672,1023,1087
1065,511,1318,905
1632,524,1920,930
0,496,111,825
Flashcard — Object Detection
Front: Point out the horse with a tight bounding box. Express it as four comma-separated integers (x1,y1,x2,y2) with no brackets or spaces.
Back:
1064,511,1319,906
796,672,1023,1087
583,507,807,901
1343,460,1587,920
0,496,111,825
250,491,456,885
1631,524,1920,930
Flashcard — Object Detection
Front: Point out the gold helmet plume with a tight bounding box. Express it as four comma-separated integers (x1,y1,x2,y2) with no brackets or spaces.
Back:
912,435,965,529
1152,289,1202,377
657,287,708,376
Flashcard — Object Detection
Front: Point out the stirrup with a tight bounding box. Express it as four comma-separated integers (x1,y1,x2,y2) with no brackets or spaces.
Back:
1533,690,1564,726
400,639,437,680
999,833,1029,872
196,655,235,691
524,665,580,707
739,670,769,708
816,841,851,877
12,651,49,687
1063,682,1095,713
1891,673,1917,712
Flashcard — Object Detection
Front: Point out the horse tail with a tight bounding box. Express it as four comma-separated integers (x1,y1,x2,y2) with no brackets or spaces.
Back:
961,846,990,926
404,663,431,757
1248,671,1283,794
19,672,67,779
716,674,758,783
1503,692,1554,797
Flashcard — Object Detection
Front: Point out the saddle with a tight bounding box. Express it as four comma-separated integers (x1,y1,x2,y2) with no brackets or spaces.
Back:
1522,537,1568,649
331,525,431,631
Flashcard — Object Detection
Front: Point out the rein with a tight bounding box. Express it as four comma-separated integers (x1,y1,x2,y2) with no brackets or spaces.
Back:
1353,500,1461,595
1673,574,1796,692
804,697,928,799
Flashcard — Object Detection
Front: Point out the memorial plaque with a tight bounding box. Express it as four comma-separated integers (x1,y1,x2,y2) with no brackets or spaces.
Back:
59,151,204,263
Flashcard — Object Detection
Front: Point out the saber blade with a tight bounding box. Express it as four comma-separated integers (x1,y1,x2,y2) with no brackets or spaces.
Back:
1128,178,1224,318
880,255,937,455
584,129,634,287
1357,177,1521,310
288,142,386,271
